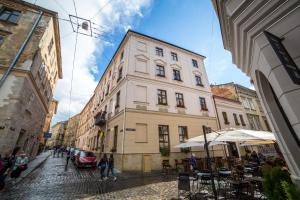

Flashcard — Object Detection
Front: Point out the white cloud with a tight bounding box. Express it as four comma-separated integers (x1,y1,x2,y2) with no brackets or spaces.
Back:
26,0,152,125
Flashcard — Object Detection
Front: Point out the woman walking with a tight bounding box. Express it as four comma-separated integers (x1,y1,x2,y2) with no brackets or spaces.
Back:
98,154,108,180
107,154,117,181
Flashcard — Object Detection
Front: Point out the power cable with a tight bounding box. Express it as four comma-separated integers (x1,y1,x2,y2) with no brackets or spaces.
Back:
89,0,111,20
68,30,79,119
53,0,69,16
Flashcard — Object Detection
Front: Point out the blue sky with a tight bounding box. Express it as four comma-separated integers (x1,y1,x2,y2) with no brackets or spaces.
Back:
95,0,251,88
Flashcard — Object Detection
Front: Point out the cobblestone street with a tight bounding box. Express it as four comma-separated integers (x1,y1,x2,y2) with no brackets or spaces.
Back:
1,155,178,200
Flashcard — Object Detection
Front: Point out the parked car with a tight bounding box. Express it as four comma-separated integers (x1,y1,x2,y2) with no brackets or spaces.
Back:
74,151,97,168
71,148,81,161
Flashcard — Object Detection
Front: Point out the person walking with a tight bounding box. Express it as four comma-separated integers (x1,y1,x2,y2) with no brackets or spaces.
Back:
98,154,108,180
0,152,13,192
107,154,117,181
66,150,71,167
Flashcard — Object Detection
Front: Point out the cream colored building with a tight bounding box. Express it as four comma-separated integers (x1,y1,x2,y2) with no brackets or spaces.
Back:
76,30,219,172
212,83,271,132
48,121,67,147
63,114,80,147
212,0,300,184
0,0,62,158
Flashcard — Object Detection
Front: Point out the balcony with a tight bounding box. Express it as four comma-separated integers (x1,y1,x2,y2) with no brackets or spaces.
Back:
94,111,107,127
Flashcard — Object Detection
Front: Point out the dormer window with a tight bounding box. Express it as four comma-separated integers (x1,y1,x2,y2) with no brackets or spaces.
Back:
120,51,124,60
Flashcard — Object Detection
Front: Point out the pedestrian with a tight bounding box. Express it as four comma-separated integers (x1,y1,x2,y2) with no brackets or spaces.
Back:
98,154,108,180
107,154,117,181
0,152,13,192
10,152,28,180
189,153,198,171
53,147,56,158
66,150,71,167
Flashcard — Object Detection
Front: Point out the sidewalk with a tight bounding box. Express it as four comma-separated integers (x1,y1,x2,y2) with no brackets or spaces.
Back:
7,151,51,185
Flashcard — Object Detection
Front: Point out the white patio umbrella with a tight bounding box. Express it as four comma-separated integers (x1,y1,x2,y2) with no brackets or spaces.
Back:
174,141,227,148
188,128,276,143
240,140,275,146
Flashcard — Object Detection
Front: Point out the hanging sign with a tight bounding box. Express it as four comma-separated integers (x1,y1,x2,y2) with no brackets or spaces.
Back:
264,31,300,85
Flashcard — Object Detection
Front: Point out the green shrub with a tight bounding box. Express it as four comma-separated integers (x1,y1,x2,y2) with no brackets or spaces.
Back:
282,181,300,200
262,166,291,200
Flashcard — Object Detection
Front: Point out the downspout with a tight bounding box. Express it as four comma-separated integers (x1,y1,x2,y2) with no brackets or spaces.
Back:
0,11,43,88
212,95,221,130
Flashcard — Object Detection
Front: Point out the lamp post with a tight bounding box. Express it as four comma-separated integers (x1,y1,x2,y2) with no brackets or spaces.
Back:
202,125,217,200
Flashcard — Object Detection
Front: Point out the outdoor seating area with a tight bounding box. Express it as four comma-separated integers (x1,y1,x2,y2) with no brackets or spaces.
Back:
175,158,268,199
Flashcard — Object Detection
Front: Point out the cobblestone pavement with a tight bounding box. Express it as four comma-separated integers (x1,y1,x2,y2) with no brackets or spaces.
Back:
1,156,178,200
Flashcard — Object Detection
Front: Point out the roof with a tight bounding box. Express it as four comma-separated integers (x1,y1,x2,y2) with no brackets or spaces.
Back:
94,29,206,91
213,95,241,104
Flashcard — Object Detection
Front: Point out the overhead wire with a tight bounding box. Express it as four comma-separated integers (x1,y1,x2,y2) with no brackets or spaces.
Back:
68,0,80,119
89,0,111,20
53,0,69,16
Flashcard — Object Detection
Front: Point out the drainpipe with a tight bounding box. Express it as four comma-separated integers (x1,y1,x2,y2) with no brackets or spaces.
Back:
0,11,43,88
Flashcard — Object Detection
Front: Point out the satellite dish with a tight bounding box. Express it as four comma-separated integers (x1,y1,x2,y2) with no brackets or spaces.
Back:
82,21,89,30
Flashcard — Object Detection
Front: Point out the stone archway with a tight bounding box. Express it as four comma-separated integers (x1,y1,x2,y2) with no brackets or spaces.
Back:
256,70,300,184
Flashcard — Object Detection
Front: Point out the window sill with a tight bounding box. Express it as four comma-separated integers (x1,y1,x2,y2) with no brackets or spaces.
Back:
173,79,183,82
201,108,208,111
196,84,204,87
176,106,186,109
0,19,18,26
156,74,166,78
242,124,246,126
224,122,230,125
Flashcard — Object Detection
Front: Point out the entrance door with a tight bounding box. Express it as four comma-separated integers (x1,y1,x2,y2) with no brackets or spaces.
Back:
143,155,152,172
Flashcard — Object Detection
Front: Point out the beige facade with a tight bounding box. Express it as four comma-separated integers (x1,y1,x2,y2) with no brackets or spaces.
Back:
48,121,67,147
212,0,300,184
75,30,219,172
212,83,271,132
63,114,80,147
0,0,62,158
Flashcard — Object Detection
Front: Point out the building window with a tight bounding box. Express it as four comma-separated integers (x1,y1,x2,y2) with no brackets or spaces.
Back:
48,38,54,54
117,67,123,82
263,117,271,131
155,47,163,57
112,126,118,151
239,114,246,126
0,34,4,46
109,70,111,77
171,52,178,61
115,91,120,108
38,63,45,79
192,59,198,68
0,8,21,24
120,51,124,60
233,113,240,125
175,93,184,108
105,84,110,96
195,75,203,86
173,69,181,81
156,65,165,77
178,126,188,143
222,112,229,124
199,97,207,111
158,125,169,151
157,89,167,105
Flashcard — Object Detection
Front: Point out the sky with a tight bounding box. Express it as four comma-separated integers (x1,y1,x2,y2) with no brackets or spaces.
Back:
26,0,252,125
